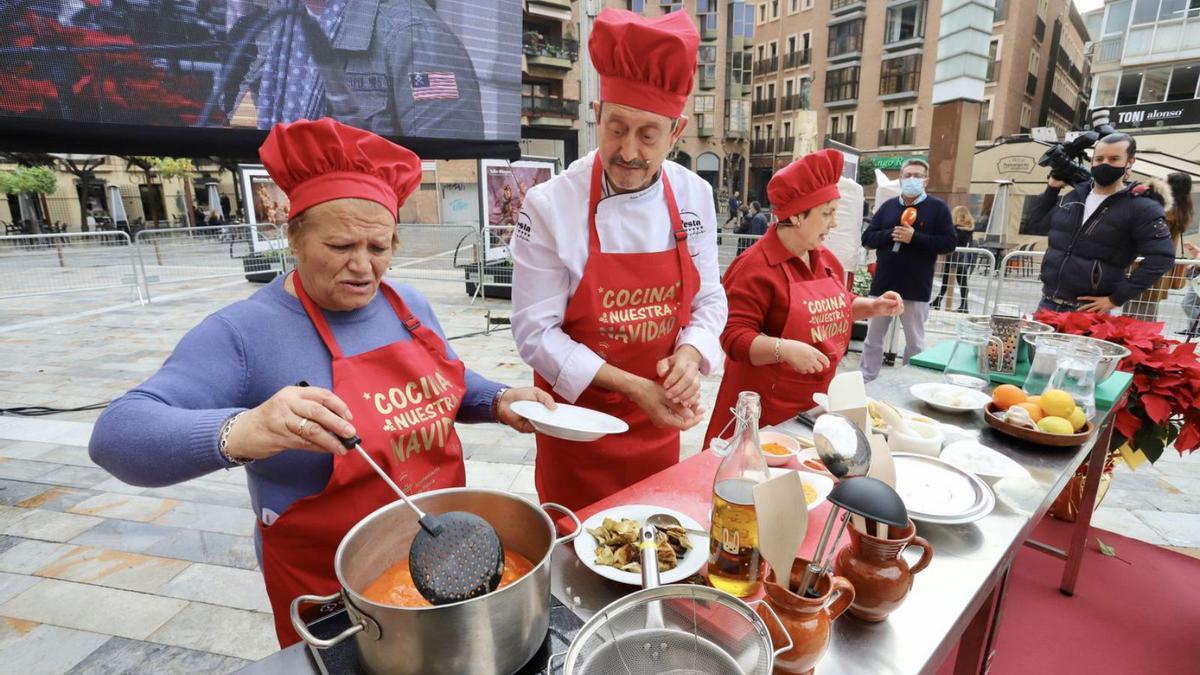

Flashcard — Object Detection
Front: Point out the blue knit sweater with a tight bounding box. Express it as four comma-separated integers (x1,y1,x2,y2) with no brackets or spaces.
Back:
861,195,958,301
89,276,504,527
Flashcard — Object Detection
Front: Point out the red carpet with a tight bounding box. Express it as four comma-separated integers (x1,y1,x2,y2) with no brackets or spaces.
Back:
936,517,1200,674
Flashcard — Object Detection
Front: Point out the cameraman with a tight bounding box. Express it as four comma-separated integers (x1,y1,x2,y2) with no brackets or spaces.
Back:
1028,133,1174,314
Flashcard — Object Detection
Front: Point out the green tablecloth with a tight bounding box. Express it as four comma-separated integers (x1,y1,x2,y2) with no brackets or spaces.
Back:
909,340,1133,408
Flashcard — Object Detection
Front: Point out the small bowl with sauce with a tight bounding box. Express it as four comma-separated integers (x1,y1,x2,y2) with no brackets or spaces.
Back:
759,431,802,467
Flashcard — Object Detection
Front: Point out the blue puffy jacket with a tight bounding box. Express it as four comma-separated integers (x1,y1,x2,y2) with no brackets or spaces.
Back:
1026,180,1174,306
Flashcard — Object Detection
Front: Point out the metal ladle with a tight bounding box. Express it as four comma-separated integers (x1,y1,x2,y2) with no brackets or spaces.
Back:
798,413,872,595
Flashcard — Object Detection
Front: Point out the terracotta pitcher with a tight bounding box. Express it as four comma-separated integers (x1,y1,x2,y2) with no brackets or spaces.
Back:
755,557,854,675
833,518,932,622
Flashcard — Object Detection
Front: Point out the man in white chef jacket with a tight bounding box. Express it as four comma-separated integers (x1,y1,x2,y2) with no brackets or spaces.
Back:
508,8,728,510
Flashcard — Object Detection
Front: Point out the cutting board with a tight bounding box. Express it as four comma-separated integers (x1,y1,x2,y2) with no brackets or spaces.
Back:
909,340,1132,408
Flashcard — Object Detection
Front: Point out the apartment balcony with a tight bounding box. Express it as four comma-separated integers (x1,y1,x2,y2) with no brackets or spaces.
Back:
752,98,777,115
1034,16,1046,43
1095,36,1123,65
783,49,811,69
522,95,579,127
523,35,579,71
1050,93,1077,121
526,0,573,22
877,127,915,147
828,131,856,146
697,122,715,137
780,94,805,111
702,23,719,42
1026,73,1038,97
752,139,773,155
831,0,865,15
777,137,795,154
753,56,779,77
986,61,1000,83
828,34,863,61
977,118,994,141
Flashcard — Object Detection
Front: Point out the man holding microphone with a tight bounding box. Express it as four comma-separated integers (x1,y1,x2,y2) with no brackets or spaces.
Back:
859,158,957,382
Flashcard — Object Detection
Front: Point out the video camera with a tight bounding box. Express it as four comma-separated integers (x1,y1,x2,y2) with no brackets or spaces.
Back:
1037,112,1119,186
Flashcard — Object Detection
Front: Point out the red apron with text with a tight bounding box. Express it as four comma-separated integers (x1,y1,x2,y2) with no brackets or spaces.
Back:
260,273,467,646
534,156,700,511
704,252,852,448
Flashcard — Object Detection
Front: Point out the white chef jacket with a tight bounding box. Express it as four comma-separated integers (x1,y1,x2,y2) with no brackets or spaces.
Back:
824,176,865,275
510,151,728,403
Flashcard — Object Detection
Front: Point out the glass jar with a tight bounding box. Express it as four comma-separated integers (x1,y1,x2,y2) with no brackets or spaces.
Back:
707,391,771,597
1047,342,1102,418
944,318,1003,389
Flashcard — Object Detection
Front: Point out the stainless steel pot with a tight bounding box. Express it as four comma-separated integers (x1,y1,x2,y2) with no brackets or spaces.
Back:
1022,332,1130,383
290,489,580,675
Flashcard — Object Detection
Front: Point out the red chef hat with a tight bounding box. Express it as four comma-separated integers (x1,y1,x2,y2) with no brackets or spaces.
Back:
589,9,699,119
258,117,422,219
768,149,845,221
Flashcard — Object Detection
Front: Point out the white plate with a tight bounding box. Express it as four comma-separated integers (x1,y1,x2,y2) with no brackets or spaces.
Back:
812,392,829,411
767,468,834,511
510,401,628,442
909,383,991,414
574,505,707,585
892,453,996,524
939,440,1031,484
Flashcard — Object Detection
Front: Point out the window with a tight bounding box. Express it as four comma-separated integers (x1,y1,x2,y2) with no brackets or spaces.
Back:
659,0,683,11
993,0,1007,22
902,108,913,129
771,0,780,20
825,66,860,102
1168,62,1200,100
830,116,839,135
783,120,792,139
845,114,855,135
880,54,921,95
1103,1,1132,36
1020,103,1031,129
697,0,718,34
1092,73,1119,107
885,1,926,44
785,78,794,97
828,19,864,58
987,39,1001,82
628,0,645,11
694,95,715,132
1132,0,1160,25
753,125,761,141
788,0,799,14
804,0,813,9
769,41,778,58
1117,70,1143,105
767,82,776,100
884,109,896,130
698,45,718,85
1029,49,1041,75
787,35,797,54
758,45,766,61
1141,66,1171,102
802,32,812,52
799,77,811,108
755,84,764,101
766,123,774,139
758,2,767,23
1159,0,1186,20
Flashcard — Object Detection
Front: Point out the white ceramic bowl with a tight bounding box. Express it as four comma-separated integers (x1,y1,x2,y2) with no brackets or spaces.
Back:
887,419,946,457
758,431,801,467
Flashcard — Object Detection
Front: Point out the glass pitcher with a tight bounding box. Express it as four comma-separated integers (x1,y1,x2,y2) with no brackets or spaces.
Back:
944,319,1003,389
1023,334,1074,396
1046,342,1102,419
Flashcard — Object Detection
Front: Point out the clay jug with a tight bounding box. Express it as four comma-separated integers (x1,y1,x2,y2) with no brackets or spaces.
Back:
755,557,854,675
833,518,932,622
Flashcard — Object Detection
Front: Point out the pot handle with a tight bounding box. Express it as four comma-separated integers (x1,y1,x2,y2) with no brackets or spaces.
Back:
749,598,795,659
825,576,857,621
548,650,566,674
290,592,364,649
542,502,582,545
906,535,934,576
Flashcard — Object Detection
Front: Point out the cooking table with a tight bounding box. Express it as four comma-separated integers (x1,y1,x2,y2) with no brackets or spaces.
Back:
241,364,1124,675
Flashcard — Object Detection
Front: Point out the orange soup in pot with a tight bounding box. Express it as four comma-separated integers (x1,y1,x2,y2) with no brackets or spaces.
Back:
362,549,536,607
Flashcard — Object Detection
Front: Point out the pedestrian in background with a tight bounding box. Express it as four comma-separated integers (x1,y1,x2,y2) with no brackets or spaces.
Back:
1125,173,1194,323
726,190,742,228
736,201,769,255
859,158,957,381
932,205,976,313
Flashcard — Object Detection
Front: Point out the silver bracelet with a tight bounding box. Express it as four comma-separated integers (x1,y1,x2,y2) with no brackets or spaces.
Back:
492,387,511,421
218,411,252,466
774,338,783,364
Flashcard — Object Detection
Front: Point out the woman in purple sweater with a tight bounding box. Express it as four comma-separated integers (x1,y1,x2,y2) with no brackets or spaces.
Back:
89,118,553,646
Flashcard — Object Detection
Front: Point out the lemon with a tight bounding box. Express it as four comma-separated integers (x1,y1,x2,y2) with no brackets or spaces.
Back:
1038,416,1074,435
1040,389,1076,418
1067,407,1087,432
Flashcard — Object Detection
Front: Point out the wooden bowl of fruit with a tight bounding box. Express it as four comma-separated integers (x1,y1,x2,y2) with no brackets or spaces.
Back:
983,385,1094,447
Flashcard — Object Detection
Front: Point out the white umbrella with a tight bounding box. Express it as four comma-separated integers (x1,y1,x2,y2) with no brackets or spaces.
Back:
207,184,224,220
107,185,128,224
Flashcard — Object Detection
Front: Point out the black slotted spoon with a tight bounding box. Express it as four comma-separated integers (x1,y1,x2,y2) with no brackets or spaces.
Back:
338,434,504,605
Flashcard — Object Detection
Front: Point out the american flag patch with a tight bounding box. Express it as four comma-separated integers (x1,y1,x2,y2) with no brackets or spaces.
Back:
410,72,459,101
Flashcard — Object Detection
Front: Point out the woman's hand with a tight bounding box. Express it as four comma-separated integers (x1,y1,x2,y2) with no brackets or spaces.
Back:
224,385,357,462
628,376,705,430
874,291,904,317
781,340,831,375
495,387,557,433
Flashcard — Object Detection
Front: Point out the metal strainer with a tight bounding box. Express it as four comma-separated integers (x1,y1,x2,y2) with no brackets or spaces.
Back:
555,526,790,675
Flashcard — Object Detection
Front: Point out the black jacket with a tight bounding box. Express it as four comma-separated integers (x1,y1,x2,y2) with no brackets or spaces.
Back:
861,195,958,301
1027,181,1173,306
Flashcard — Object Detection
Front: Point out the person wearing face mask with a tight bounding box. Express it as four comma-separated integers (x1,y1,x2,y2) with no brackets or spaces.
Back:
859,158,957,382
509,9,728,510
1027,133,1174,314
703,150,902,449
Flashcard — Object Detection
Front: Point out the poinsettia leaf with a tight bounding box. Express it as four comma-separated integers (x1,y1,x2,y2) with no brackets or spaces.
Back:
1097,538,1117,557
1140,394,1172,424
1176,422,1200,452
1115,408,1144,440
1167,424,1180,444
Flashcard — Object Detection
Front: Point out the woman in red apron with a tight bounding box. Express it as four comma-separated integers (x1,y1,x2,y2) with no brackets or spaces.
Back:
88,119,554,648
704,150,903,449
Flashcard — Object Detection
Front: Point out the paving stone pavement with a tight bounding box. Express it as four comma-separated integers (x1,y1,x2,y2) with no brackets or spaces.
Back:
0,272,1196,673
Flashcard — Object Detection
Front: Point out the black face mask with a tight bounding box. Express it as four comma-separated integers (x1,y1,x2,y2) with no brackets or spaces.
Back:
1091,163,1127,187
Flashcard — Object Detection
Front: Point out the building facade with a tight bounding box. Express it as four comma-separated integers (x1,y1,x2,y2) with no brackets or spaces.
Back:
1085,0,1200,132
745,0,1091,203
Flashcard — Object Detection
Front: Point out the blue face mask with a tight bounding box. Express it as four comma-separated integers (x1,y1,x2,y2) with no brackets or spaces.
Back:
901,177,925,199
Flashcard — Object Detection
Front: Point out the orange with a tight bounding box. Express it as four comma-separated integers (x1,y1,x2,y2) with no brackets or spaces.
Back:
991,384,1027,410
1026,395,1041,407
1016,402,1044,422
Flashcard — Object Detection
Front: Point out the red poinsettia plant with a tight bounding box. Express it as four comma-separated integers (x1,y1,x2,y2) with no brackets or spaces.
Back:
1033,310,1200,461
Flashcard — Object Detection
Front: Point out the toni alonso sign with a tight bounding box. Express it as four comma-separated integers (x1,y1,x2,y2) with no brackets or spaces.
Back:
1100,99,1200,129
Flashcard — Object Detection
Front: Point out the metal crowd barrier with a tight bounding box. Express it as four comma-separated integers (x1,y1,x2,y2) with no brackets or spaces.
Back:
133,224,293,301
390,224,484,290
924,247,998,337
0,231,138,301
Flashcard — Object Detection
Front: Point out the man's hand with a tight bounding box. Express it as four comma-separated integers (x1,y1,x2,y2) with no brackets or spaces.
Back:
628,377,704,430
656,345,702,408
781,340,830,375
1047,176,1066,189
892,225,914,244
1077,296,1116,313
495,387,557,433
1185,242,1200,260
874,291,904,317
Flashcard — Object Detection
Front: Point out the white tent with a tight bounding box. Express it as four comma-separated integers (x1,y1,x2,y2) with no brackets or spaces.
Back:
107,185,127,225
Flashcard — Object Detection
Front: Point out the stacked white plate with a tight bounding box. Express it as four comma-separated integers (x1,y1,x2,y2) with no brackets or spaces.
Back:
892,452,996,525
